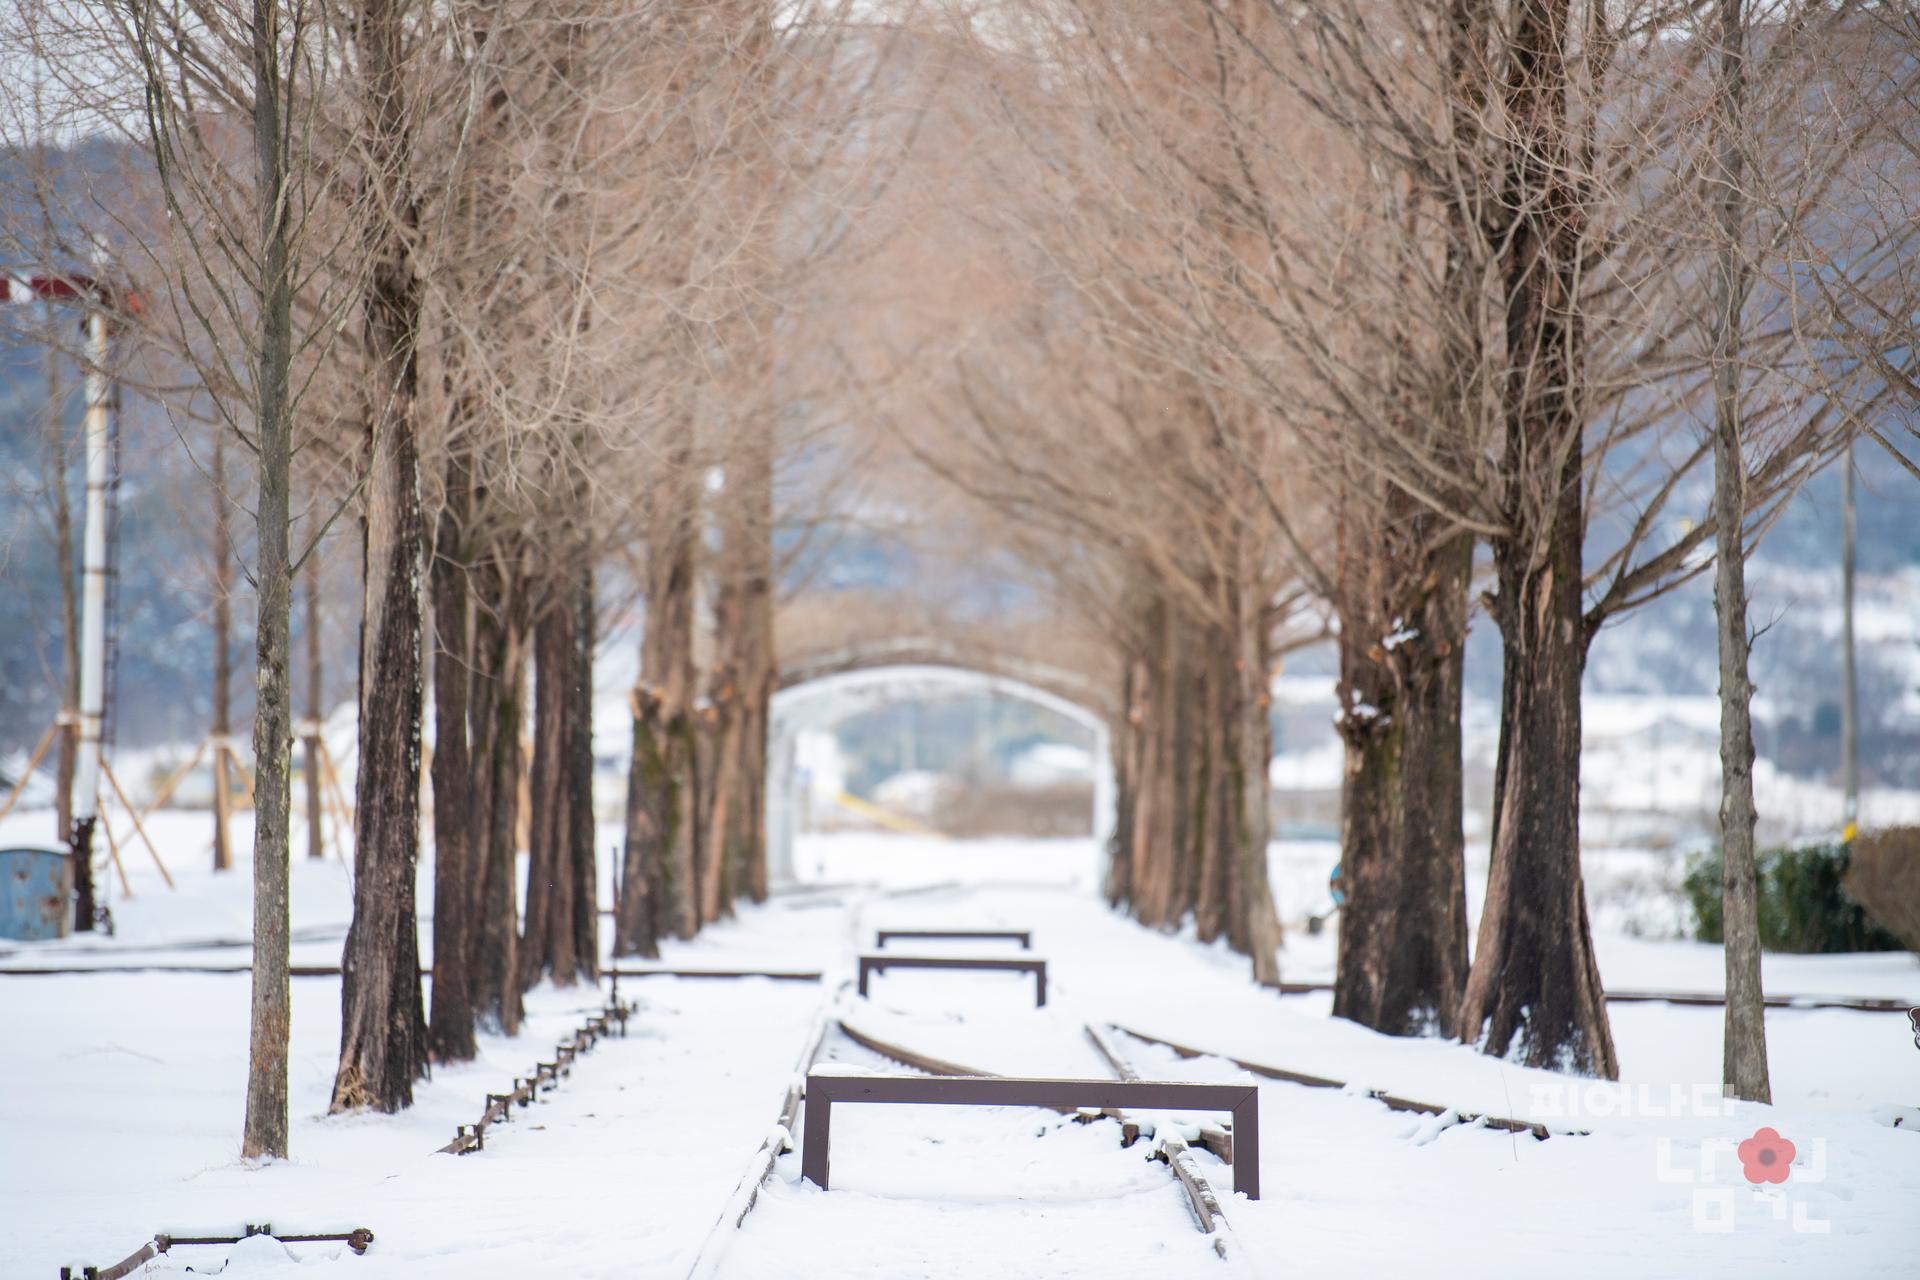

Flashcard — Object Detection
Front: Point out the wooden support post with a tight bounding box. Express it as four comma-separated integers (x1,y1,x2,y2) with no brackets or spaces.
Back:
100,756,174,889
211,735,234,871
0,721,58,825
97,800,133,897
227,742,258,809
317,740,356,863
133,738,209,826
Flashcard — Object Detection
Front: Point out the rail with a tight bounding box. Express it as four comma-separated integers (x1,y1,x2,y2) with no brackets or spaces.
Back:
1108,1023,1572,1139
875,928,1031,950
855,953,1048,1006
61,1226,372,1279
439,997,632,1155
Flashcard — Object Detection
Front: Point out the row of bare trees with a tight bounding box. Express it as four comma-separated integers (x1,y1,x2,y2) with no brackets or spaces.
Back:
1,0,890,1158
4,1,1911,1174
885,0,1916,1087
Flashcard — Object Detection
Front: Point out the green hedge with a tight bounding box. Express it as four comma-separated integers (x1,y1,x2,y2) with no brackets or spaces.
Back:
1684,841,1905,953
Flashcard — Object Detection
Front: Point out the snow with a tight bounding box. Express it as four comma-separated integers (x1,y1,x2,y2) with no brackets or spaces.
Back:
1007,741,1094,786
0,822,1915,1277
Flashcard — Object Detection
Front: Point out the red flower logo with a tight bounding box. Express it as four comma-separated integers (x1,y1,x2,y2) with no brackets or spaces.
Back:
1737,1127,1796,1185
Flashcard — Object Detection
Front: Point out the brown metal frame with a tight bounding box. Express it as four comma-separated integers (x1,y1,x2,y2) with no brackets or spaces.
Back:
800,1072,1259,1199
874,928,1031,950
63,1227,372,1280
856,953,1047,1006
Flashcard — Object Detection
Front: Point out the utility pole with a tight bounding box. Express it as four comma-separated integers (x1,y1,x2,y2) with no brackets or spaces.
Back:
1841,442,1859,841
71,268,112,929
3,264,129,930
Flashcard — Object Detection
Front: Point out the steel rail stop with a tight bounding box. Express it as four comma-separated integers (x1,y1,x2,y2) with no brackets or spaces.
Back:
874,928,1032,950
800,1072,1260,1199
856,953,1048,1007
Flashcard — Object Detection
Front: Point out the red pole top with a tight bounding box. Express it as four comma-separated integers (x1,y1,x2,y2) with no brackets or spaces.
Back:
0,271,142,315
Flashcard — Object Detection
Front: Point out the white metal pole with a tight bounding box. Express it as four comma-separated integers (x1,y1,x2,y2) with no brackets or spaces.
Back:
71,291,110,847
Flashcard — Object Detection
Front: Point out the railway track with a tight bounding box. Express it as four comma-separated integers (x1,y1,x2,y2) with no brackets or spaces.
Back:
1107,1023,1571,1139
1265,979,1915,1015
684,999,1258,1278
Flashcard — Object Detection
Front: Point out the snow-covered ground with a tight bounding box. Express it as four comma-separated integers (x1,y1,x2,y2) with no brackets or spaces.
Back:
1,820,1916,1277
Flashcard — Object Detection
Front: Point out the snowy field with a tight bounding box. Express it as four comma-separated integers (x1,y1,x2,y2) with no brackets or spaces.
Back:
1,815,1917,1278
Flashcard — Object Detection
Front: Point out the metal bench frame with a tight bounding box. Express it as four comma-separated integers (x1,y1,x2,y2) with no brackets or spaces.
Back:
874,928,1032,950
800,1072,1260,1199
856,953,1048,1006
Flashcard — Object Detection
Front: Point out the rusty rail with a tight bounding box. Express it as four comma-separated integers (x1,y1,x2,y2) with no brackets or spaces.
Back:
1109,1023,1574,1140
62,1225,372,1279
875,928,1032,950
1083,1023,1233,1163
856,953,1047,1006
1265,979,1915,1015
0,963,827,982
0,963,352,977
684,988,844,1280
439,998,633,1156
823,1018,1255,1231
607,966,823,982
1085,1023,1237,1252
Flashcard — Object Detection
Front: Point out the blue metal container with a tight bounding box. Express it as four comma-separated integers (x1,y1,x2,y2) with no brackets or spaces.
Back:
0,846,72,940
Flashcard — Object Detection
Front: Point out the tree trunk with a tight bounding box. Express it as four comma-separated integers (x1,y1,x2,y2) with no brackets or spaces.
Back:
242,7,296,1153
1167,610,1200,926
1191,622,1227,945
1334,525,1471,1037
1384,531,1470,1035
521,593,563,988
427,459,477,1063
1457,0,1617,1080
1710,0,1770,1106
212,429,235,874
615,690,663,959
332,0,429,1111
304,560,326,860
1226,574,1282,986
1463,531,1613,1076
707,417,775,912
524,557,601,987
1333,601,1403,1027
332,401,430,1109
1103,655,1138,908
699,680,738,926
1126,597,1179,928
1464,487,1615,1078
566,563,598,979
736,674,770,904
735,495,774,905
469,570,527,1034
623,687,695,947
633,469,700,941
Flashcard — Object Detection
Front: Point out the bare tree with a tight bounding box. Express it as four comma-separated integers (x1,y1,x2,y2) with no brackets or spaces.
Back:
1704,0,1770,1107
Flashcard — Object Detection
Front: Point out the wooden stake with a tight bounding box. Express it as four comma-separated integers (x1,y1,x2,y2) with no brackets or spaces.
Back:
320,743,355,856
227,742,258,809
97,799,133,897
0,721,58,825
134,738,209,825
100,756,175,889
